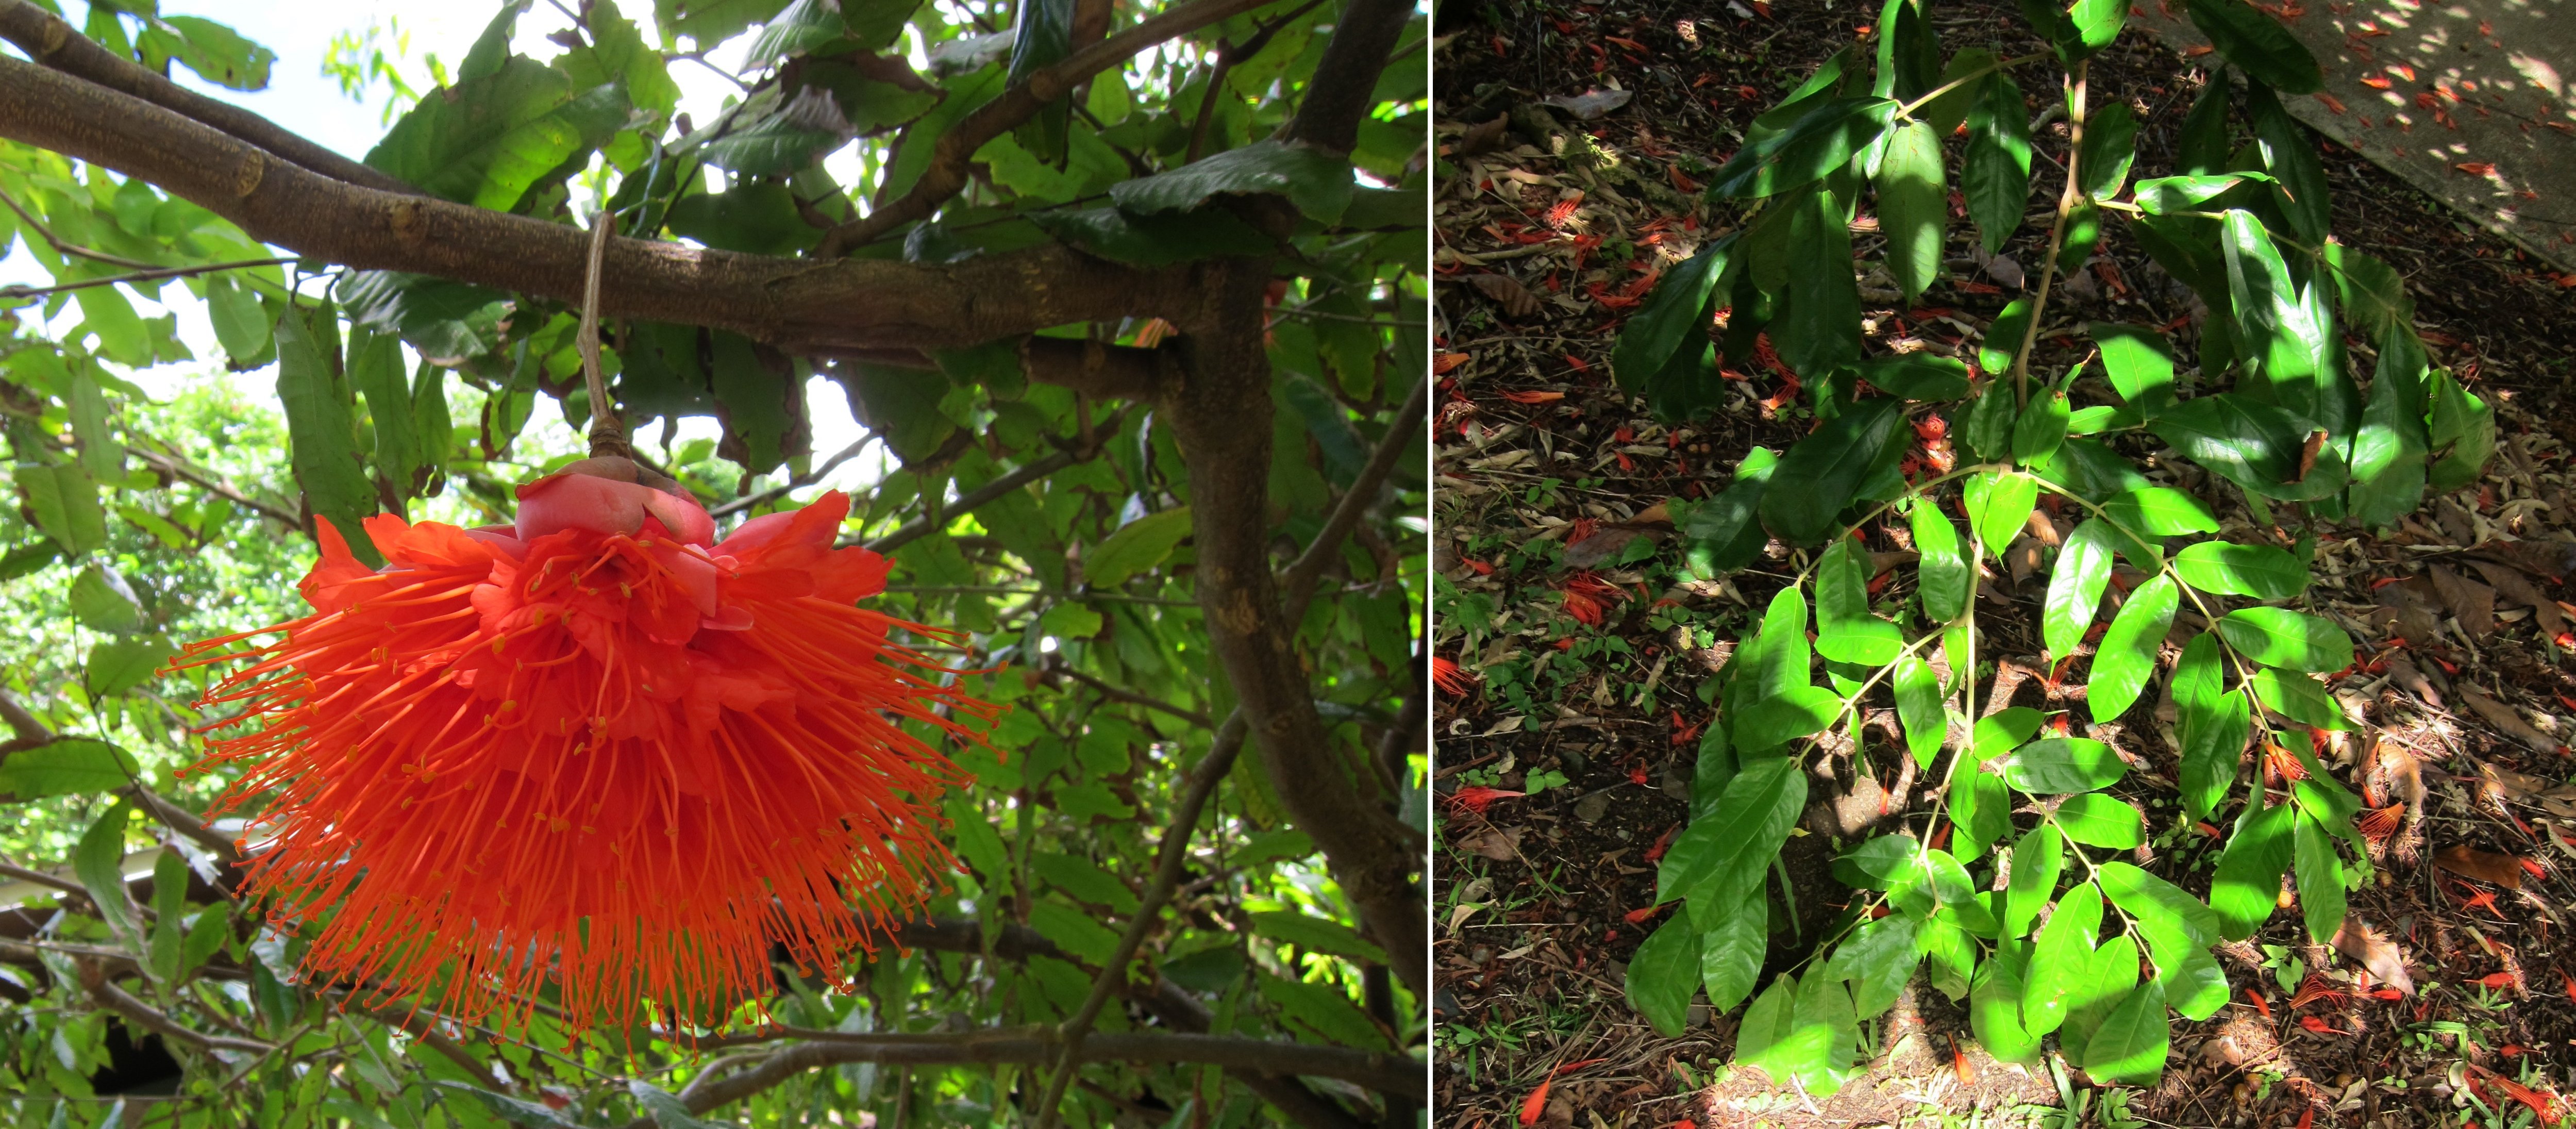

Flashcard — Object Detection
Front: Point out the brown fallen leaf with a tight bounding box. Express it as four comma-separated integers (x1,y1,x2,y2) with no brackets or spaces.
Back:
1560,526,1666,570
2465,558,2566,637
2427,563,2497,638
1452,114,1510,158
2477,761,2576,819
2434,498,2480,547
2435,843,2526,890
1468,272,1541,318
2459,690,2565,754
2331,915,2415,995
2383,654,2444,707
2371,583,2443,649
1458,825,1526,861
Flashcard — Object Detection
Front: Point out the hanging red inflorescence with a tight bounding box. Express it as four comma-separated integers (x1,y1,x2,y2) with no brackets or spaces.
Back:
176,458,995,1036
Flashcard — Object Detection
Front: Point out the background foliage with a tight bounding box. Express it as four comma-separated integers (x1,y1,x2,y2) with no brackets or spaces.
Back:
0,0,1429,1124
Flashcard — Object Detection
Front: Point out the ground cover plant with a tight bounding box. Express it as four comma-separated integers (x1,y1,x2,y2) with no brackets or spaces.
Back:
1432,0,2576,1123
0,0,1430,1124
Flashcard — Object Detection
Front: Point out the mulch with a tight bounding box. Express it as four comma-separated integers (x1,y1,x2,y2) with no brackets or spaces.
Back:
1431,1,2576,1126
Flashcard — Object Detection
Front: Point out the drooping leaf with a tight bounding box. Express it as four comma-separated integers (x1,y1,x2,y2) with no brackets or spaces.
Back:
1853,353,1971,402
2022,879,2102,1036
2089,323,2177,409
74,800,141,943
2041,518,2115,661
1816,537,1902,666
1684,447,1780,578
1708,97,1899,200
2347,324,2430,527
273,307,382,568
0,739,141,802
1109,140,1354,224
2148,391,2305,496
2013,389,2071,470
2083,978,2171,1085
1775,188,1862,379
2131,172,2274,215
2003,737,2127,794
2184,0,2323,93
1876,120,1946,303
1894,657,1945,769
1659,756,1808,912
2002,821,2063,939
2078,102,2138,200
1083,507,1194,587
1759,397,1904,546
1625,914,1701,1037
1970,939,2041,1064
1961,470,2038,558
1911,495,1969,623
2250,668,2352,730
1614,235,1734,389
1824,912,1919,1020
2088,574,2175,725
2058,933,2139,1064
2246,82,2330,244
2054,793,2146,849
1960,372,2021,458
2211,799,2296,939
2172,632,2249,821
2426,368,2496,493
1951,767,2013,863
1701,897,1768,1012
2292,808,2347,944
2101,486,2216,536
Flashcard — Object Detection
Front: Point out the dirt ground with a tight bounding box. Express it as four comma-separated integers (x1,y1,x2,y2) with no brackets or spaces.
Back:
1429,2,2576,1126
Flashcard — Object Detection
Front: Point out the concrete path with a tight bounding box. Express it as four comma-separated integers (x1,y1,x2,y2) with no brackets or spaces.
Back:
2129,0,2576,272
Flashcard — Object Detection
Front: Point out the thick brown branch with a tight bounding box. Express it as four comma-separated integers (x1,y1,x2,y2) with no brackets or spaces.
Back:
1282,0,1416,153
818,0,1292,256
0,859,86,898
1019,336,1172,402
1164,262,1426,996
79,960,275,1054
0,56,1210,357
0,0,417,196
0,685,49,744
119,786,243,868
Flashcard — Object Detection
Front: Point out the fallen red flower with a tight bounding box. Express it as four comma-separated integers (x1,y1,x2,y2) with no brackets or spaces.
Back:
178,459,994,1036
1434,656,1481,696
1446,786,1525,815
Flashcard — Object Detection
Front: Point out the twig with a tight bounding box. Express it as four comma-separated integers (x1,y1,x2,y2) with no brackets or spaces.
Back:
0,182,155,269
128,445,301,526
79,961,274,1054
1029,711,1251,1127
817,0,1292,255
708,436,875,518
862,449,1082,554
1184,0,1333,163
0,256,296,301
2010,59,2088,406
119,785,242,868
1051,663,1215,729
0,685,51,744
1279,373,1427,624
0,859,87,898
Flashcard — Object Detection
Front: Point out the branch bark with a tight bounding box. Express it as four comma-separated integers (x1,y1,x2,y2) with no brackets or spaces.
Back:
816,0,1291,256
1281,0,1417,153
0,54,1212,357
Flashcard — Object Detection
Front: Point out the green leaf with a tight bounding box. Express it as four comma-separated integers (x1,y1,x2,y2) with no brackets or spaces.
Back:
2083,978,2170,1086
562,0,680,118
1977,300,2034,379
1877,121,1946,303
1083,507,1193,587
1660,756,1808,911
1684,448,1780,578
654,0,792,46
1853,353,1970,402
2022,879,2103,1036
1110,140,1354,224
2055,199,2103,276
2088,323,2177,409
1921,48,1993,137
1776,188,1861,379
2216,607,2354,673
1732,686,1844,757
1746,586,1814,703
2058,933,2139,1065
88,636,177,698
2250,668,2352,730
1708,97,1899,200
1760,397,1904,546
2003,737,2126,794
2148,392,2305,496
69,563,145,634
2172,632,2248,821
1027,205,1278,265
0,738,141,802
1894,657,1945,769
2099,863,2230,1021
2042,518,2115,660
1910,495,1969,623
274,308,382,567
364,37,615,212
2003,822,2063,938
2177,74,2234,175
2100,487,2216,536
426,1080,588,1128
1036,853,1145,917
1874,0,1943,101
1816,537,1903,666
2089,574,2176,724
2221,210,2331,418
1976,707,2047,760
1824,913,1918,1020
348,329,415,504
1970,940,2042,1064
629,1078,734,1129
2131,172,2273,215
2211,799,2296,940
1625,914,1701,1037
1735,972,1855,1091
2292,808,2346,944
335,271,509,365
2184,0,2323,93
2426,369,2496,493
2348,326,2430,527
1918,909,1979,1001
2078,102,2138,200
2172,540,2305,599
1964,74,2032,254
15,462,108,557
1614,235,1734,388
1961,471,2038,559
2246,82,2330,244
205,275,271,366
1701,898,1768,1012
2013,389,2071,470
2327,243,2415,344
1951,768,2013,863
2054,793,2146,849
74,800,141,943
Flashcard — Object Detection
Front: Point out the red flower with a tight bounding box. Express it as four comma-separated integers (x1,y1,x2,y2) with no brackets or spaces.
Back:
1433,656,1479,696
179,459,994,1035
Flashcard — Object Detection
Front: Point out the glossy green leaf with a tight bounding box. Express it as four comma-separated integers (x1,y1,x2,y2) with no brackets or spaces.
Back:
1747,586,1813,702
1911,496,1969,623
1625,914,1701,1037
1961,471,2038,559
2247,82,2330,244
2130,171,2273,215
70,563,145,634
1877,121,1946,303
2211,799,2296,940
1977,300,2034,379
1970,939,2042,1064
1701,897,1768,1012
1084,507,1194,587
2250,668,2352,730
1963,74,2032,254
2041,518,2115,661
1732,686,1845,755
2088,574,2175,724
2171,540,2305,599
74,800,141,943
273,308,383,569
2221,210,2331,418
1708,97,1899,200
2426,369,2496,493
15,462,108,558
2184,0,2323,93
1684,447,1781,578
1975,707,2047,760
1961,375,2020,460
1826,913,1919,1020
2055,199,2103,276
1951,767,2013,864
2327,243,2415,344
2100,864,2230,1020
2077,103,2138,201
1816,538,1903,666
1918,909,1979,1001
1854,353,1971,402
1760,397,1904,546
2003,737,2126,794
2148,392,2305,495
2013,389,2071,470
1614,235,1734,389
1659,756,1808,909
2022,879,2102,1036
1028,206,1277,265
1894,657,1945,769
2100,487,2217,536
2177,73,2234,175
1776,188,1862,379
2292,808,2346,944
2002,822,2063,939
2216,607,2354,673
2054,793,2146,849
2172,633,2248,821
0,738,141,802
2089,323,2177,409
1110,140,1354,223
2348,325,2430,527
2083,978,2170,1086
2058,933,2139,1064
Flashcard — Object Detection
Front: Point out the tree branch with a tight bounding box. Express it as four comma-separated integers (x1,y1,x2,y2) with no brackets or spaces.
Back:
0,182,154,269
0,0,419,197
128,445,301,527
1018,336,1173,402
0,685,50,744
1280,0,1416,153
0,859,87,898
0,54,1214,358
119,785,243,868
78,959,275,1054
816,0,1294,257
708,436,875,518
1048,663,1215,729
1279,372,1425,624
0,256,296,301
859,450,1080,554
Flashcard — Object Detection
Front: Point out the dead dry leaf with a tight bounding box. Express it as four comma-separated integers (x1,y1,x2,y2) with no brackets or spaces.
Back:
1560,526,1666,570
1468,273,1542,318
1538,88,1634,120
2384,655,2444,707
2436,843,2527,889
1453,115,1510,157
2465,558,2566,637
2427,563,2497,637
2460,690,2565,754
2330,915,2415,995
1459,825,1526,861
